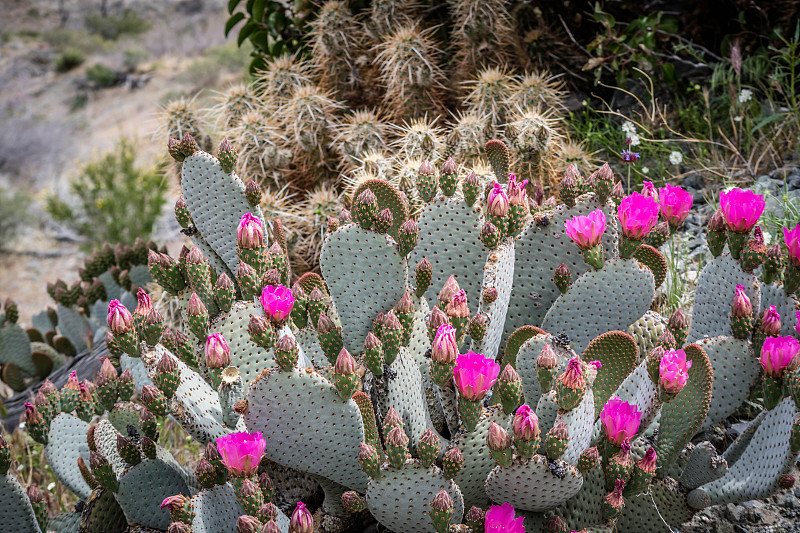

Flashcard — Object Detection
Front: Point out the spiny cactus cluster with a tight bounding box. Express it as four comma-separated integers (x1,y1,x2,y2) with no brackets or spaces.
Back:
4,136,800,533
163,1,592,277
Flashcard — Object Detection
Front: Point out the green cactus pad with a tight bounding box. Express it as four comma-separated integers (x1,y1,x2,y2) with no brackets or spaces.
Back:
760,283,800,338
48,512,81,533
1,362,25,391
689,254,761,341
294,327,327,368
0,322,35,377
181,151,266,273
93,420,128,477
451,405,511,510
615,477,692,533
212,301,277,388
484,455,584,512
190,231,231,283
320,223,406,353
609,360,659,434
502,325,547,369
80,488,127,533
365,462,464,533
678,441,729,489
470,241,514,360
116,458,194,530
542,259,655,355
655,343,713,475
632,244,667,288
45,413,92,499
516,335,574,408
582,331,639,418
407,197,486,320
0,473,41,533
244,366,369,492
352,179,410,242
119,354,154,394
31,310,55,334
31,341,66,369
56,304,90,353
107,402,145,435
503,196,619,343
627,311,667,361
688,397,798,508
558,388,595,465
556,464,605,529
694,337,759,431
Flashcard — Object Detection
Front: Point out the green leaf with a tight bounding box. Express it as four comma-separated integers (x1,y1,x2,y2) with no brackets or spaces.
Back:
751,113,786,133
227,0,243,13
238,20,258,47
661,62,676,85
225,13,245,37
253,0,267,22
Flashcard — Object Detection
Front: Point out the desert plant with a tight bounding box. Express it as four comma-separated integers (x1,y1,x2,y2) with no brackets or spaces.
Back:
54,47,85,72
0,187,32,249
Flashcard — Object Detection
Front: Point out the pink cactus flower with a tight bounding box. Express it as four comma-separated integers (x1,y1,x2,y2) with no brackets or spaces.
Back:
506,174,529,207
160,494,187,510
488,182,510,217
432,324,458,364
107,300,133,334
731,284,752,318
205,333,231,369
452,351,500,402
513,405,540,440
215,431,266,477
485,502,525,533
720,188,765,232
260,285,295,324
565,209,607,250
760,305,782,336
588,361,602,369
659,349,693,394
617,192,660,239
784,223,800,267
641,181,659,202
796,311,800,336
659,184,693,227
760,336,800,378
600,397,642,446
237,213,264,249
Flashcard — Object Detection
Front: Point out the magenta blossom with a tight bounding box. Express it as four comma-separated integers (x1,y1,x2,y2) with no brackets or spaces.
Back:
600,397,642,446
796,311,800,336
107,300,133,335
485,502,525,533
160,495,187,510
617,192,660,239
260,285,295,324
784,223,800,267
513,405,540,441
205,333,231,369
659,184,693,227
760,336,800,378
720,188,765,232
621,149,640,163
237,213,264,249
488,182,509,217
659,349,693,394
452,351,500,402
215,431,266,477
565,209,607,250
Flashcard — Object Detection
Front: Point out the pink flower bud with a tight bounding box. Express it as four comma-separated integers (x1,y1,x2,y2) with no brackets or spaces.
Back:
205,333,231,369
513,404,540,440
453,351,501,401
659,349,692,394
431,489,453,511
617,192,660,239
160,494,188,510
731,284,752,318
606,479,625,507
486,421,511,451
720,188,765,232
237,213,264,249
439,276,460,306
488,183,510,217
259,285,295,324
565,209,606,250
559,358,585,389
187,293,207,316
334,348,357,375
536,344,558,369
215,431,266,478
432,324,458,364
135,288,152,317
429,306,449,332
600,397,642,446
506,174,529,207
107,300,133,334
499,364,520,384
784,223,800,267
65,370,80,391
289,502,313,533
640,181,659,202
386,426,409,447
760,305,782,336
485,503,524,533
24,402,42,425
760,336,800,378
446,289,469,318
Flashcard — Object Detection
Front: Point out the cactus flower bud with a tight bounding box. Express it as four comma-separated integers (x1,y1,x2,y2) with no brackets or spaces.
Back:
237,515,262,533
462,170,481,206
107,300,133,334
387,425,409,447
446,290,469,319
375,208,393,233
338,207,351,224
507,174,528,207
135,288,152,318
486,421,511,451
187,292,207,316
731,284,752,318
438,276,460,308
513,404,540,440
659,349,692,395
605,479,625,510
442,446,463,479
559,358,585,389
428,306,450,337
24,402,42,425
186,246,206,265
237,213,264,249
536,344,557,369
432,324,458,365
479,221,501,249
415,257,433,298
289,502,313,533
205,333,231,369
431,488,453,511
760,305,782,336
487,183,509,217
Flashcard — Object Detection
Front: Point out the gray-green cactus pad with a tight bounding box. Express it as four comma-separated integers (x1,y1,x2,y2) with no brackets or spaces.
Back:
616,477,692,533
516,335,572,409
93,420,128,477
0,473,41,533
320,224,406,353
294,327,327,369
365,462,464,533
535,390,560,439
57,304,90,353
556,465,604,529
559,389,595,465
120,354,154,394
695,337,759,431
116,459,193,530
451,405,511,510
48,512,81,533
213,300,276,387
190,484,279,533
503,196,619,342
484,455,584,512
678,441,728,489
181,151,266,273
244,366,369,492
0,322,34,376
80,487,127,533
45,413,92,499
542,259,654,355
603,360,659,441
190,231,232,283
408,197,486,318
627,311,667,361
31,309,55,334
470,241,514,360
689,398,799,507
760,282,800,338
689,254,761,341
723,409,766,467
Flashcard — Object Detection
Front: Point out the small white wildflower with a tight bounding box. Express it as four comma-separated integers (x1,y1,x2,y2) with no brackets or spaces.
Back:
641,167,650,174
621,121,637,135
47,482,56,491
733,116,742,122
669,151,683,165
628,134,641,146
17,464,24,472
19,422,25,429
738,89,753,103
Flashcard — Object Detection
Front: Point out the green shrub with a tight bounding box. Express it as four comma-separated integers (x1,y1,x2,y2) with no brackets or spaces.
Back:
86,64,117,87
0,187,32,249
45,139,168,250
123,45,149,70
54,47,85,72
84,9,149,41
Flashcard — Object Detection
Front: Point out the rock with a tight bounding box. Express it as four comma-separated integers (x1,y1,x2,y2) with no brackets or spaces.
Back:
778,492,800,509
725,503,745,522
682,173,706,191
